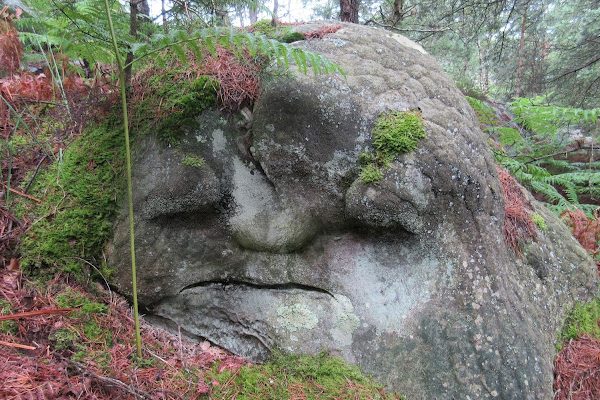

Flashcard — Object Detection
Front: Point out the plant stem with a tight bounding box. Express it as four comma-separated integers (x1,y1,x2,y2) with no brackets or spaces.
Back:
103,0,142,359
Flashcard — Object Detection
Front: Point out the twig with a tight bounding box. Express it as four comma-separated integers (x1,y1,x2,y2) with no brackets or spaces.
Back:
364,19,451,34
0,308,73,321
523,146,600,165
65,358,154,399
23,155,47,194
1,184,42,203
0,340,36,350
71,257,113,301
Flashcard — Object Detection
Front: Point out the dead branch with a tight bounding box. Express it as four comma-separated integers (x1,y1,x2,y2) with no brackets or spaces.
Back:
0,308,73,321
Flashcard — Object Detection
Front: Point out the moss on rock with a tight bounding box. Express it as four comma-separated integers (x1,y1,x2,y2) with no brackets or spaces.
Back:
18,124,124,277
360,110,426,183
130,71,218,144
250,19,306,43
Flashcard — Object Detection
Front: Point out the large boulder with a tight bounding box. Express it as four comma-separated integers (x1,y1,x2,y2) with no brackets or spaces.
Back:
108,23,598,399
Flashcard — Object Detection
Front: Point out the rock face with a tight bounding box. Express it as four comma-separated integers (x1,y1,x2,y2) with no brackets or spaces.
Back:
109,23,598,399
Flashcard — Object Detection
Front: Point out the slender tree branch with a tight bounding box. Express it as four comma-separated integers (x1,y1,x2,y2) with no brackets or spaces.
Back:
548,55,600,82
364,19,451,34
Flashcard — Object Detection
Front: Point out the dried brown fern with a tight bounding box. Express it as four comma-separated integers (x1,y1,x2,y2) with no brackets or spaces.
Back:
0,6,23,76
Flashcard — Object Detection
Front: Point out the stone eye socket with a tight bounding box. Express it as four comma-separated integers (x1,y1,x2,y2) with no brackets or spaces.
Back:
140,155,221,220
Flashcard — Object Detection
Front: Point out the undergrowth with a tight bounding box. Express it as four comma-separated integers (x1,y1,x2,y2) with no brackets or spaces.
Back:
208,352,402,400
558,298,600,346
0,299,17,334
17,124,124,277
360,110,426,183
466,96,498,127
0,269,402,399
467,95,600,216
497,167,537,253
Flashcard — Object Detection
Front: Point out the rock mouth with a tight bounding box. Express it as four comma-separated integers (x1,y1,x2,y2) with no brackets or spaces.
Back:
178,279,334,297
149,283,360,362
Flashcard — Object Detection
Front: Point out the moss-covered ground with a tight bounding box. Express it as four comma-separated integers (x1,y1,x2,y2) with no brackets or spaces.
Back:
558,298,600,346
0,273,403,399
16,123,124,277
209,352,402,400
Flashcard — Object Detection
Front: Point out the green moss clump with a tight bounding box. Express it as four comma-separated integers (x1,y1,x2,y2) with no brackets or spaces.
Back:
250,19,305,43
251,19,278,38
279,30,305,43
131,72,218,144
181,154,205,168
18,124,124,276
56,288,108,316
466,96,498,127
51,288,112,351
208,352,402,399
531,213,547,231
359,110,426,183
359,163,383,183
372,111,426,157
0,299,17,334
50,328,80,351
559,298,600,346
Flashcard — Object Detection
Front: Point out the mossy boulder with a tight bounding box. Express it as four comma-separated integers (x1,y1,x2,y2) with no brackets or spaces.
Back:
108,23,598,400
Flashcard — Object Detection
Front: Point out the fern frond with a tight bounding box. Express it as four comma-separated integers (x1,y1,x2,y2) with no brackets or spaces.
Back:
130,27,343,77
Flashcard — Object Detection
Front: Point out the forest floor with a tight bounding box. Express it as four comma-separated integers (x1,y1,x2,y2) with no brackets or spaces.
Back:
0,261,401,399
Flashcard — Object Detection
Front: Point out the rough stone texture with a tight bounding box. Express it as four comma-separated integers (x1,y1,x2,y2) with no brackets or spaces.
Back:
108,23,598,399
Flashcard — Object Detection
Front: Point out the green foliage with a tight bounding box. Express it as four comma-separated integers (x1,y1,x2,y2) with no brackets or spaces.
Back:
181,154,205,168
131,27,343,77
497,155,600,216
511,97,600,137
456,79,486,100
466,96,498,127
250,20,278,38
531,213,547,231
56,288,108,316
18,2,341,80
498,127,524,147
359,110,426,184
250,20,306,43
18,124,124,275
50,328,80,351
279,30,306,43
559,298,600,345
372,111,427,157
0,299,17,334
208,352,402,399
52,288,112,351
359,163,384,183
463,96,600,216
18,0,132,66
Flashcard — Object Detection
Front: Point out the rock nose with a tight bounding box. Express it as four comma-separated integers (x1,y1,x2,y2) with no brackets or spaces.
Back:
229,157,319,253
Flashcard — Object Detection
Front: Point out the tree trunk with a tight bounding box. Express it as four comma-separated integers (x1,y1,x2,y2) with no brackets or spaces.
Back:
161,0,168,33
125,0,139,91
137,0,149,17
272,0,279,25
340,0,358,23
515,11,527,98
392,0,403,23
477,39,489,94
249,5,258,24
